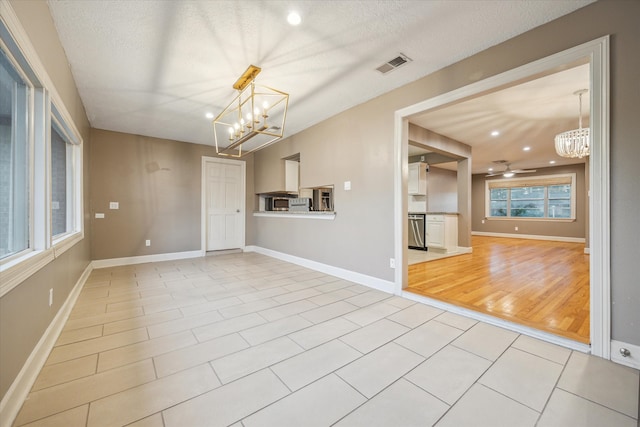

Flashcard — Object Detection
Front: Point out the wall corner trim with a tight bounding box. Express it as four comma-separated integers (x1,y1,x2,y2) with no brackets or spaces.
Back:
0,262,93,427
244,246,395,294
610,340,640,370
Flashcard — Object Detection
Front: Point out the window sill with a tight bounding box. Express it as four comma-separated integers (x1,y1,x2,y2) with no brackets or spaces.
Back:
53,230,84,257
0,249,55,297
253,211,336,220
0,231,84,298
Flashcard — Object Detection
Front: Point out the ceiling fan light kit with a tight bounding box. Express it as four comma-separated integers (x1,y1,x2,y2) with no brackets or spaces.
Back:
554,89,590,159
213,65,289,157
486,160,536,178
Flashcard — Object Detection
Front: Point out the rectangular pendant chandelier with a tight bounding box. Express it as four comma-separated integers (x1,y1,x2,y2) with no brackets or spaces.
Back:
213,65,289,158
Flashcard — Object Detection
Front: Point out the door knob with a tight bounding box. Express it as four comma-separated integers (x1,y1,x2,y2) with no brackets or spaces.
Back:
236,209,240,213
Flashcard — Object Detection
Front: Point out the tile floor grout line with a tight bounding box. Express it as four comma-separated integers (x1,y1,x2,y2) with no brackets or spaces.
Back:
532,349,573,426
556,385,640,420
400,345,472,408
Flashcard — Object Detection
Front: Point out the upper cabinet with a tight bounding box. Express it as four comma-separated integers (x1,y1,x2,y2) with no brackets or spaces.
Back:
408,162,428,195
284,159,299,193
254,153,300,194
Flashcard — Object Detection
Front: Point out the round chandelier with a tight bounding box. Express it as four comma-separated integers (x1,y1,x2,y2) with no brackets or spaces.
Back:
554,89,590,159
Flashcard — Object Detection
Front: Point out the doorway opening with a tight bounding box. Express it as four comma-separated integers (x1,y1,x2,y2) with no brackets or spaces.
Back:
393,36,610,357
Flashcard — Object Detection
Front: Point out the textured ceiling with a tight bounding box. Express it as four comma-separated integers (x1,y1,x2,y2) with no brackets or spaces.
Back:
47,0,594,166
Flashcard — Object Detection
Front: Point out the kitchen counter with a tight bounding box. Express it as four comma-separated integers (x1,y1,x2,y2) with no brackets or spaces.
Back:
253,211,336,220
409,212,459,215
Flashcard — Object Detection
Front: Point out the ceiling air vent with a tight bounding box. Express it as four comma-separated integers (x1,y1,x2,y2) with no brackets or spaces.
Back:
376,53,412,75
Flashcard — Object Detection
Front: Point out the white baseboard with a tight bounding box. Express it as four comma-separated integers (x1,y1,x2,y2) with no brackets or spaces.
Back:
610,340,640,370
92,250,204,269
472,231,586,243
401,291,591,353
0,262,93,427
244,246,395,294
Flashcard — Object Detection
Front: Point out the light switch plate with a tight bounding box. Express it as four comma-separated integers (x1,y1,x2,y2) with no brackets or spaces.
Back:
344,181,351,191
95,213,105,219
109,202,119,209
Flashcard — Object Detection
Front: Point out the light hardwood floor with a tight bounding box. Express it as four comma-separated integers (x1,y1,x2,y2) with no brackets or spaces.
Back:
407,236,590,343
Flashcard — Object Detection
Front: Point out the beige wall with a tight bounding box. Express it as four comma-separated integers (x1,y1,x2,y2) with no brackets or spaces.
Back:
90,129,255,260
427,167,458,213
0,1,91,400
471,164,586,239
251,1,640,345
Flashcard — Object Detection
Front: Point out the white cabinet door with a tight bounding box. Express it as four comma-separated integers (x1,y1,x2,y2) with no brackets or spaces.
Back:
285,160,299,192
426,214,458,252
408,163,427,195
426,220,445,248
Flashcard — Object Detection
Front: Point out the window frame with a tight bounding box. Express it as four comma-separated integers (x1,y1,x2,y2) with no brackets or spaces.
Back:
50,104,83,252
0,6,84,297
484,173,577,221
0,45,32,262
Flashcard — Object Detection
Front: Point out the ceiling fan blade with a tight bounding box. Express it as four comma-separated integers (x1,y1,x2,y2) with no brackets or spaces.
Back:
485,172,503,177
512,169,537,174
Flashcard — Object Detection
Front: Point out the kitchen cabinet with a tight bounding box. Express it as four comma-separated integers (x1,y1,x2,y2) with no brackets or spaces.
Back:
408,162,427,195
254,154,300,194
426,213,458,253
285,160,299,192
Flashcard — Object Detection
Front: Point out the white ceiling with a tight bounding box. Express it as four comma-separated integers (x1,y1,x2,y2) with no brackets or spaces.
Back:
47,0,595,166
410,63,590,173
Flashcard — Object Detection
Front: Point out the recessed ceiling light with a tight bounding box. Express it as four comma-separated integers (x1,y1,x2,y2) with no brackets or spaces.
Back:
523,146,531,151
490,130,500,137
287,11,301,26
549,160,556,164
205,112,214,119
488,167,493,171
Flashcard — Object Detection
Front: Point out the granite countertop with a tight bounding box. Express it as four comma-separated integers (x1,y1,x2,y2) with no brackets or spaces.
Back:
409,212,459,215
254,210,335,215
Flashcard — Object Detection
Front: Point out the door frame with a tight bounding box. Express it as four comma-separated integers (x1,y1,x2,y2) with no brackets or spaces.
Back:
201,156,246,254
393,36,610,358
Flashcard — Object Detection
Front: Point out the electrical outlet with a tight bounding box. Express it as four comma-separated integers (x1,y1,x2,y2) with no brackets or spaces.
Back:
145,240,151,246
482,219,485,224
515,226,519,231
49,288,53,307
389,258,396,269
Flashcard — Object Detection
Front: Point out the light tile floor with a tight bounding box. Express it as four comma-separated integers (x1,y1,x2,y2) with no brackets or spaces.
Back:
13,252,639,427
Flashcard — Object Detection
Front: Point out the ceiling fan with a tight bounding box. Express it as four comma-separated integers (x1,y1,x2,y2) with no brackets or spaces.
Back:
486,160,536,177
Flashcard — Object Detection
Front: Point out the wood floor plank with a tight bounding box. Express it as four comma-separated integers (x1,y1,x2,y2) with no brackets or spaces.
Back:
407,236,590,343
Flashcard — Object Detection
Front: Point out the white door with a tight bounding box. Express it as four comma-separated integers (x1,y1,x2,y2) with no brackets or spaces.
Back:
204,158,244,251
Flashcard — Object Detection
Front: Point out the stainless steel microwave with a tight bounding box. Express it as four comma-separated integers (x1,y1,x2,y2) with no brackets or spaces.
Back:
265,197,289,211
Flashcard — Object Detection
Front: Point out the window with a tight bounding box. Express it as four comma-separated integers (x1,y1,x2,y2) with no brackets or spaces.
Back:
0,47,30,260
51,111,80,238
486,174,576,220
1,9,84,297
